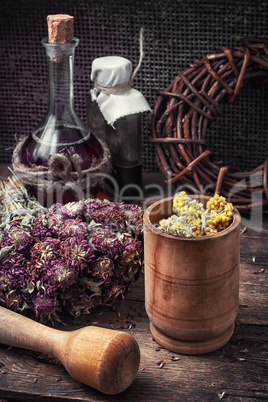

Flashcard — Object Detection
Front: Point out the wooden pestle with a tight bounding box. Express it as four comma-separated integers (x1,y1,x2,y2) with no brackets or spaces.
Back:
0,306,140,394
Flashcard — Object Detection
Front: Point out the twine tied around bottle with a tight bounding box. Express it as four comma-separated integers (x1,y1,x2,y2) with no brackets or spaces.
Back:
48,153,72,181
12,136,111,198
93,27,145,95
48,152,83,183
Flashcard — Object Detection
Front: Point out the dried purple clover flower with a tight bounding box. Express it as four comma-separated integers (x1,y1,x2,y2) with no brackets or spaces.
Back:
117,237,143,275
31,259,77,295
4,289,27,312
0,275,27,313
57,218,88,240
31,204,67,238
84,198,109,215
85,199,117,225
102,277,128,305
89,256,115,281
27,238,91,298
0,250,30,291
48,261,77,289
31,293,58,319
3,222,33,252
85,199,144,238
28,237,60,271
90,227,123,259
61,283,96,317
64,201,87,219
115,202,144,234
59,237,95,270
46,203,68,215
0,249,30,313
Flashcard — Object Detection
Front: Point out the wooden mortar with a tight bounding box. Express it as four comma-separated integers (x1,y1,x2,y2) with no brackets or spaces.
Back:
143,196,241,355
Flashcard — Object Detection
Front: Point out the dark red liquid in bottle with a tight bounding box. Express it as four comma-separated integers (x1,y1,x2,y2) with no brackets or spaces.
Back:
87,96,143,202
20,125,103,170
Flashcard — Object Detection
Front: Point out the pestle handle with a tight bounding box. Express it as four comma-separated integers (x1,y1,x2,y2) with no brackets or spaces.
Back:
0,306,140,395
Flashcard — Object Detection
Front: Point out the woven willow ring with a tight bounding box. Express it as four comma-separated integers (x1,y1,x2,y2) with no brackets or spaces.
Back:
151,37,268,211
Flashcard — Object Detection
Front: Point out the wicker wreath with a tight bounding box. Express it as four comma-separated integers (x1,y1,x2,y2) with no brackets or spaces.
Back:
151,36,268,211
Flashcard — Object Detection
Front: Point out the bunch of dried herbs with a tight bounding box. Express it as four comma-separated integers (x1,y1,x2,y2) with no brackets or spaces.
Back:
0,176,143,323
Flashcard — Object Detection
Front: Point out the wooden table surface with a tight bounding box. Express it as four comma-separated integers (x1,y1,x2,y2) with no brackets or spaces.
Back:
0,165,267,401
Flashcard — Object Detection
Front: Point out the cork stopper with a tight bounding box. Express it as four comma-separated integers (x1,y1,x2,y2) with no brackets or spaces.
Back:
47,14,74,44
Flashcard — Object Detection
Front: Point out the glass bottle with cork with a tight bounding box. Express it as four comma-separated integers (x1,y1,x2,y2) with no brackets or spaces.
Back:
12,14,110,207
86,36,151,201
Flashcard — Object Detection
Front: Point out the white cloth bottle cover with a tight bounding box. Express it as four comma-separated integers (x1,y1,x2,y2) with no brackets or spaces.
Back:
90,55,151,126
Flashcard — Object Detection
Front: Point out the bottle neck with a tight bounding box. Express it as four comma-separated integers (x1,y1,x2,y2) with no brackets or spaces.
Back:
42,38,79,121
